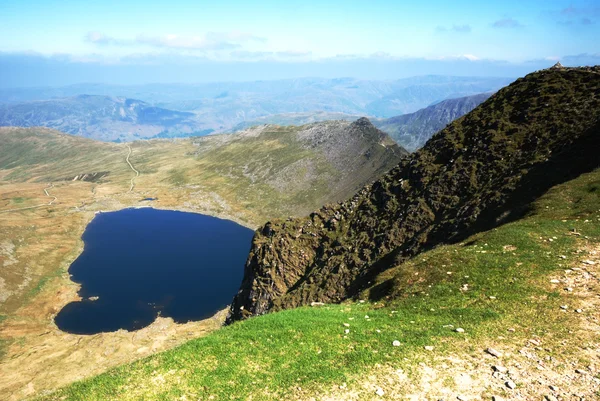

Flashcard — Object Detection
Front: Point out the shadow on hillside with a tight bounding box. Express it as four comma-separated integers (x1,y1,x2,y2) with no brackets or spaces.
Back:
358,119,600,302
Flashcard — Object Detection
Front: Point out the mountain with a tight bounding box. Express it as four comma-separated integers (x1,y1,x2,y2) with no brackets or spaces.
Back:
0,76,513,136
35,67,600,401
0,119,404,222
227,66,600,322
374,92,492,151
0,95,211,142
0,119,406,398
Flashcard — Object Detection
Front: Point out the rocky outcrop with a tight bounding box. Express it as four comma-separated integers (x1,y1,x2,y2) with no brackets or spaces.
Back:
227,66,600,323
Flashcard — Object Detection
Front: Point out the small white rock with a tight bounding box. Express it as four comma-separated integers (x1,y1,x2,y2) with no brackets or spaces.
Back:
344,329,350,334
492,365,508,373
485,347,502,358
576,309,583,313
424,345,434,351
505,380,516,389
545,395,558,401
343,323,350,327
392,340,401,347
375,388,384,396
560,305,568,310
550,279,560,284
455,327,465,333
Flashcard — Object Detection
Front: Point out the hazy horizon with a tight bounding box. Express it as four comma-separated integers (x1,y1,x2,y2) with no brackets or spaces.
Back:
1,0,599,87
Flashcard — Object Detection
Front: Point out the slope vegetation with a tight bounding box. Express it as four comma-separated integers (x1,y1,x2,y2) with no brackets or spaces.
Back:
228,66,600,322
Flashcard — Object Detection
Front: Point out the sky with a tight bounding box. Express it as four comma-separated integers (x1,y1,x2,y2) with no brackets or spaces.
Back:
1,0,599,86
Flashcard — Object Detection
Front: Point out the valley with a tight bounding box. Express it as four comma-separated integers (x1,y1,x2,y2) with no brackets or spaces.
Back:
0,120,403,399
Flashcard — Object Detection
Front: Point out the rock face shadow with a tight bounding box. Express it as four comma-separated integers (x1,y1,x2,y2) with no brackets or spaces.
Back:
54,208,254,335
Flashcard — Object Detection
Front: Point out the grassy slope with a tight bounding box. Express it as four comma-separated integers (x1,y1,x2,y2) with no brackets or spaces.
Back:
40,167,600,400
0,127,130,183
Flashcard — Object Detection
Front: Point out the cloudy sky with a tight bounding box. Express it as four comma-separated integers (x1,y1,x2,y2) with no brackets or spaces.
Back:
1,0,599,86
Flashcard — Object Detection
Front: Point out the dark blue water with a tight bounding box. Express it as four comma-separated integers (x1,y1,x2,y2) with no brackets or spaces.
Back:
54,208,254,335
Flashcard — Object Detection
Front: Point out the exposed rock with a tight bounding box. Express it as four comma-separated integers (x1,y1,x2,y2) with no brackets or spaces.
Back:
492,365,508,373
485,348,502,358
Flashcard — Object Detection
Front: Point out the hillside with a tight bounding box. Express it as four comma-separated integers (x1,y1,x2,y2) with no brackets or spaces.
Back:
374,93,492,151
227,66,600,322
0,95,210,142
0,120,405,399
38,160,600,401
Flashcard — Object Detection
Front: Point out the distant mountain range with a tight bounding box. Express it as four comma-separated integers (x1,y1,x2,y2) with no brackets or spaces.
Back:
373,93,492,151
0,76,513,140
0,95,211,142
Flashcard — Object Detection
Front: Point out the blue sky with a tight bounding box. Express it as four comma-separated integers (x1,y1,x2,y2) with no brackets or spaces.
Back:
1,0,599,85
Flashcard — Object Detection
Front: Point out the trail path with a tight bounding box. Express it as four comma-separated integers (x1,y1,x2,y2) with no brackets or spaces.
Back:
126,144,139,193
0,183,56,214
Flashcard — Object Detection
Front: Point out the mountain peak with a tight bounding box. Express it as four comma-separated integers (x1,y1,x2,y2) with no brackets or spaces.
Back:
352,117,374,128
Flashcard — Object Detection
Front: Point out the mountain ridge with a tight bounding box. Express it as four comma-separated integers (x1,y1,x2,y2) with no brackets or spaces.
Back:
227,66,600,322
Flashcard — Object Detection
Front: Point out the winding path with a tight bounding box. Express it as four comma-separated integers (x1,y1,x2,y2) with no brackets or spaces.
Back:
0,183,56,214
125,144,139,193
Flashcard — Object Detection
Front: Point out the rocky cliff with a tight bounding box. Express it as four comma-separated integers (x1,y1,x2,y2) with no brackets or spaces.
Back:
227,66,600,323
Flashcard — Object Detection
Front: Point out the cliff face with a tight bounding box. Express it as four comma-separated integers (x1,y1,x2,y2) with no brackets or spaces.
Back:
227,67,600,323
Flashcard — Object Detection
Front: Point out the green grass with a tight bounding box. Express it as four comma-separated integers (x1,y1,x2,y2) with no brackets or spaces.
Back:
39,169,600,401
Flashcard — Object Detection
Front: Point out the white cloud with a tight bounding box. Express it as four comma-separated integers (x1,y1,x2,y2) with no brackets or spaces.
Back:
85,31,267,51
